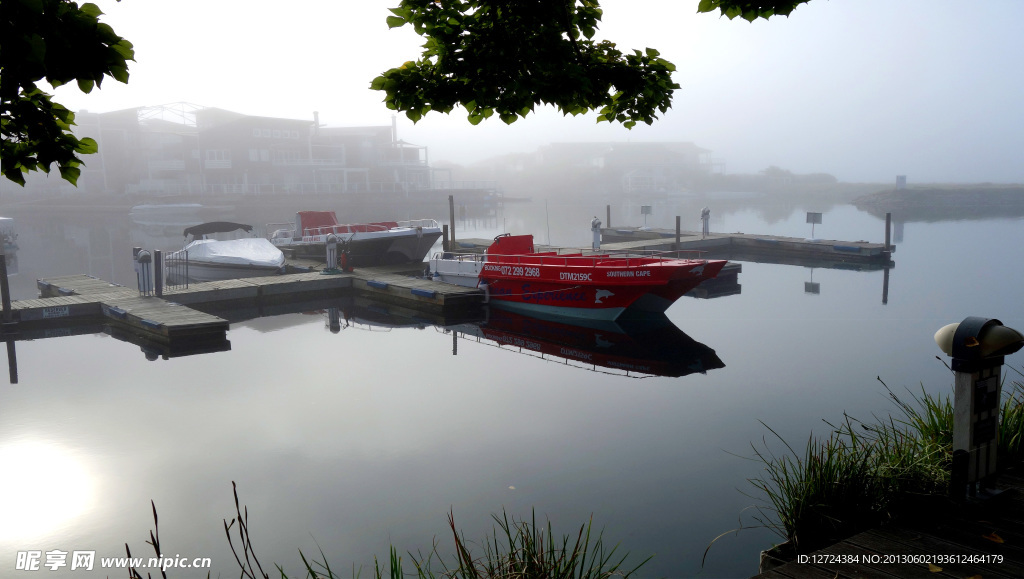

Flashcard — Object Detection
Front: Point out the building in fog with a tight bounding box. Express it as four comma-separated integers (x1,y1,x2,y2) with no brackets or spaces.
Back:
538,142,722,196
5,103,452,198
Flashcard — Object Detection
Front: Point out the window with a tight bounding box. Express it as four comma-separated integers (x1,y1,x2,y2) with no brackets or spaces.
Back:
249,149,259,162
252,129,261,137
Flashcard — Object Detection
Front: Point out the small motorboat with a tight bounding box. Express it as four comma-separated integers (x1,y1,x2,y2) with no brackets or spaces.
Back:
165,222,285,283
430,234,727,321
268,211,441,266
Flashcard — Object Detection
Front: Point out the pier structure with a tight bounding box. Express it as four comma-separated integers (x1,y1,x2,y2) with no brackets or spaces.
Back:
2,266,483,358
599,227,894,270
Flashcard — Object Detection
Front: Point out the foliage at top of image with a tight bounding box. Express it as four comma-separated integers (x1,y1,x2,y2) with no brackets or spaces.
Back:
2,0,811,187
1,0,134,186
372,1,812,128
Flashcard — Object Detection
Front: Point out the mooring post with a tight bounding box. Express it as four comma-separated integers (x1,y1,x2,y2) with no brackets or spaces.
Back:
675,215,681,250
5,341,16,384
442,224,450,252
0,247,12,323
935,318,1024,499
882,266,890,305
448,194,456,247
606,205,611,229
884,212,892,252
154,250,164,297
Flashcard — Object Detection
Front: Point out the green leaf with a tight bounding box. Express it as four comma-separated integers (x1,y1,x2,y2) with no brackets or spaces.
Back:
697,0,718,13
77,78,95,93
645,48,660,57
75,138,98,155
369,76,387,91
386,16,406,29
80,3,103,18
58,165,81,186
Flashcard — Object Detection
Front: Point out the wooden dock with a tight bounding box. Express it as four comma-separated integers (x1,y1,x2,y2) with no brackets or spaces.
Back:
7,265,486,349
752,469,1024,579
599,227,894,269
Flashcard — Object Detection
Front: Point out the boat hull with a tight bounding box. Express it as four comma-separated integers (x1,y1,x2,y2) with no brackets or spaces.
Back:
431,235,727,321
165,260,284,283
277,229,441,266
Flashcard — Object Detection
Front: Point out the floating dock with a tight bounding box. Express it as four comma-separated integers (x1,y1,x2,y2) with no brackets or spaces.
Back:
598,227,894,269
5,266,485,351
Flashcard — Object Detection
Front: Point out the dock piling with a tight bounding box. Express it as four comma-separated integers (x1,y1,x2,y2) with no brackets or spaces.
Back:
0,247,12,323
154,250,164,297
448,195,456,247
675,216,681,249
885,212,892,252
606,205,611,229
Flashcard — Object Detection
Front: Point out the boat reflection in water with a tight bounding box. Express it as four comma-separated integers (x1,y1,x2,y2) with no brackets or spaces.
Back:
448,307,724,379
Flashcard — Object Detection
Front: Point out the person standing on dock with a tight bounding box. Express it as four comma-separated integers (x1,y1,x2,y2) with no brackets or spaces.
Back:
700,206,711,238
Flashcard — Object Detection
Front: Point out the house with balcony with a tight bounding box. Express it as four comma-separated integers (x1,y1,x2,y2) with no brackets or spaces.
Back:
4,103,476,199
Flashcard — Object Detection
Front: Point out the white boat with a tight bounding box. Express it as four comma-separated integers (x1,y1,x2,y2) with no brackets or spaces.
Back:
268,211,442,266
165,223,286,282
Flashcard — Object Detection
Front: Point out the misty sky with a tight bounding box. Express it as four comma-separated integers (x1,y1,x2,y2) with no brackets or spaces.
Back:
51,0,1024,183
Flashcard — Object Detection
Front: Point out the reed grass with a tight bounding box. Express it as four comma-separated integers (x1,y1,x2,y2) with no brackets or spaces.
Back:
747,372,1024,555
279,509,650,579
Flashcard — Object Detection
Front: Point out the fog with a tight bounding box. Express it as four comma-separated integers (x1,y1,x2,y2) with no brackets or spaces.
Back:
46,0,1024,183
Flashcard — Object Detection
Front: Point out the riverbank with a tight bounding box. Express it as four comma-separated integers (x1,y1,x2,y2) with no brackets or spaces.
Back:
854,184,1024,221
748,373,1024,574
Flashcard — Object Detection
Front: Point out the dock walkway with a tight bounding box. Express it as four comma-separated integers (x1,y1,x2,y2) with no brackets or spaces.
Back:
599,227,893,267
10,266,485,346
752,470,1024,579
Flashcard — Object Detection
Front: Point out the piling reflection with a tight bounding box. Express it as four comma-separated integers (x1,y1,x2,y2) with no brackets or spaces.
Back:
447,307,724,378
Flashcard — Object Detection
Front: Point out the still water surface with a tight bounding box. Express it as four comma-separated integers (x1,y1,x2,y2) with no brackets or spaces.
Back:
1,200,1022,578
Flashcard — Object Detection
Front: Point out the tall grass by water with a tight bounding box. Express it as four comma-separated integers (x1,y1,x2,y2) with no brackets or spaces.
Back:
129,481,650,579
747,368,1024,555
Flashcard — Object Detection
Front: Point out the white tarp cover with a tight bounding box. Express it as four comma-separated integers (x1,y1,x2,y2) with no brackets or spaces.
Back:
185,238,285,267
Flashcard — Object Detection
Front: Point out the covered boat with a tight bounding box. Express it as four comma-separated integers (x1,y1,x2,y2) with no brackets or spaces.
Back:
268,211,441,266
166,223,285,282
430,234,727,321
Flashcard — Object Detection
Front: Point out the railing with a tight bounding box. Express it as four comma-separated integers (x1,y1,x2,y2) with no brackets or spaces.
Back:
437,248,708,269
163,248,190,289
275,219,442,240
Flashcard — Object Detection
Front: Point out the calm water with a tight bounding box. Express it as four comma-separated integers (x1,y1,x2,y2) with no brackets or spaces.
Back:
1,198,1022,578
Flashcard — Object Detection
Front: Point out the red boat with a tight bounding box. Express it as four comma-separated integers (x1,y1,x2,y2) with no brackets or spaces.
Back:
430,234,727,321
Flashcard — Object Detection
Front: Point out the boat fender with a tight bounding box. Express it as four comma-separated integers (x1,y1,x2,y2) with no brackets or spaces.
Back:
478,281,490,304
416,226,423,239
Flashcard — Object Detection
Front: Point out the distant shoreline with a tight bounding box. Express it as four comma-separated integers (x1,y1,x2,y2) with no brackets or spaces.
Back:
853,184,1024,221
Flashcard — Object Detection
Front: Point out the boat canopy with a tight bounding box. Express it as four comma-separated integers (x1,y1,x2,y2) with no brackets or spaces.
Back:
183,221,254,238
185,238,285,267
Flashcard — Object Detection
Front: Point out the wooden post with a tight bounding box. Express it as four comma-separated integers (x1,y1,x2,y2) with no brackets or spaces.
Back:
448,194,456,247
882,266,890,305
5,341,16,384
154,250,164,297
0,248,11,323
884,212,892,252
675,215,681,249
606,205,611,229
442,224,450,252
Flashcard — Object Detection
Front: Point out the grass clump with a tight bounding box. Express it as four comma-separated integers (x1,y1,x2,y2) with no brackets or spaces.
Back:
748,372,1024,555
286,510,650,579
